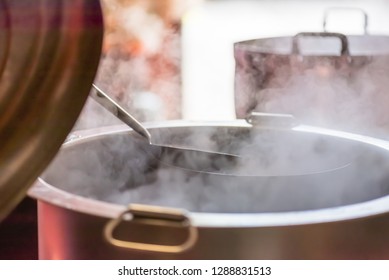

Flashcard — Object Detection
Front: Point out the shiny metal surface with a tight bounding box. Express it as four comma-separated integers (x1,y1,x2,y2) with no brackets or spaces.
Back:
35,201,389,259
91,84,152,141
29,121,389,259
0,0,103,221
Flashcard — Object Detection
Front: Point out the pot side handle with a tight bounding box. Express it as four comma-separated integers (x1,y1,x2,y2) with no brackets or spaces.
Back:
104,204,198,254
292,32,350,57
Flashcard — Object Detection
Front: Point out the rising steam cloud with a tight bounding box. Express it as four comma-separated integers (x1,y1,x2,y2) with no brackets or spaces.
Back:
55,9,389,215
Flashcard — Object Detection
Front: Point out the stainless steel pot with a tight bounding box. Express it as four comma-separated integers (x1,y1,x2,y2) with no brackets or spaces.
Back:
234,10,389,136
29,120,389,259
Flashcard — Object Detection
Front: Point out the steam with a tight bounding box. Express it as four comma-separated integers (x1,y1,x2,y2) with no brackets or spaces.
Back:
60,7,389,215
42,125,389,214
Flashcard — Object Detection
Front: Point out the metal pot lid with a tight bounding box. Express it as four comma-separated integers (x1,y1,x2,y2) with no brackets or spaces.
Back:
0,0,103,221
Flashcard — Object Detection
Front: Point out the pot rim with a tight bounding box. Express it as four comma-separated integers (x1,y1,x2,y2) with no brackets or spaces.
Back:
234,34,389,56
28,120,389,228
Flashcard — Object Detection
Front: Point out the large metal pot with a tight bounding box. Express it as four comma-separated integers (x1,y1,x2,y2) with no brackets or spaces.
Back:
234,10,389,136
29,120,389,259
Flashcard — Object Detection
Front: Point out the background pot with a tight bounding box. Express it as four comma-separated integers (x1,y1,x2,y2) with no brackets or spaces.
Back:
234,11,389,137
29,121,389,259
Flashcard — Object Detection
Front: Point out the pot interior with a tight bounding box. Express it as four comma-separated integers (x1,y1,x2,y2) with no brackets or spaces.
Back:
41,126,389,213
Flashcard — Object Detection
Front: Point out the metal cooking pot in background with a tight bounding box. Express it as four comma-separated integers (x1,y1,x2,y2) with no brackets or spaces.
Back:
29,118,389,259
234,8,389,137
0,0,103,221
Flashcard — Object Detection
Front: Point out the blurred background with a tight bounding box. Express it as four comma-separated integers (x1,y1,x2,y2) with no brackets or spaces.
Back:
74,0,389,125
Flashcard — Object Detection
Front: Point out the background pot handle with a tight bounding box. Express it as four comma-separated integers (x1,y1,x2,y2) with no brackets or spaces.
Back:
323,7,369,35
292,32,350,56
104,204,198,254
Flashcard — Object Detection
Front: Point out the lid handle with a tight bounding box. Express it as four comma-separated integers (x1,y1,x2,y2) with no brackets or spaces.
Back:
323,7,369,35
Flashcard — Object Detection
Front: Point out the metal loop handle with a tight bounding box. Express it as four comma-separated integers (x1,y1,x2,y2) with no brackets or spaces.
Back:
292,32,350,57
104,204,198,254
323,7,368,34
